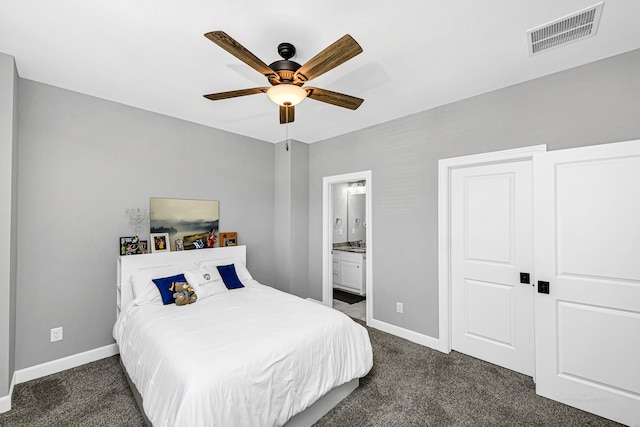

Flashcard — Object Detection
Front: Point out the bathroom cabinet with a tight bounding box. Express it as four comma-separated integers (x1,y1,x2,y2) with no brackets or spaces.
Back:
332,250,366,296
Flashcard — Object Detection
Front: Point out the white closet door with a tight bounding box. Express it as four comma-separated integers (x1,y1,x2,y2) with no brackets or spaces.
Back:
534,140,640,425
451,160,534,376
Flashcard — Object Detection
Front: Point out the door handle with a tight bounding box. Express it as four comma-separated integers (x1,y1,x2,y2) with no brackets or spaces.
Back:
538,281,550,294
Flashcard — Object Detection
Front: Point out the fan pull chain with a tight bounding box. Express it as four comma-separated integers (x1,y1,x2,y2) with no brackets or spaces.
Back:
285,118,289,151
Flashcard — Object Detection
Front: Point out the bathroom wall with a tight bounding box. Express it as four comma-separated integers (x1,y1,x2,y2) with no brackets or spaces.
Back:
331,182,348,244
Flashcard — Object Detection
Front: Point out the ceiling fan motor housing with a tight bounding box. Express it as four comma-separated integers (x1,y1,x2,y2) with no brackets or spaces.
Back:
268,42,302,85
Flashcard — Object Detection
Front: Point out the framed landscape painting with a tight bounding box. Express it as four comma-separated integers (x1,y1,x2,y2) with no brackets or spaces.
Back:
149,197,219,251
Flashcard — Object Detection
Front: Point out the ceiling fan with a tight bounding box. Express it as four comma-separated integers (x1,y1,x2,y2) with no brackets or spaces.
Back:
203,31,364,124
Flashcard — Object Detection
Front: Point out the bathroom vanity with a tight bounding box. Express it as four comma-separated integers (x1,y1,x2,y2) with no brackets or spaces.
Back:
332,248,366,296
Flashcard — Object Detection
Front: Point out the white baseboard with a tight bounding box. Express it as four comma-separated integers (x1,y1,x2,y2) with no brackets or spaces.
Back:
14,343,119,385
368,318,449,353
0,372,16,413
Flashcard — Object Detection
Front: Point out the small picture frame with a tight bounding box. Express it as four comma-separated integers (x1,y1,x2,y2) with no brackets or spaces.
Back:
220,232,238,247
175,239,184,251
150,232,170,253
120,236,139,255
138,240,148,254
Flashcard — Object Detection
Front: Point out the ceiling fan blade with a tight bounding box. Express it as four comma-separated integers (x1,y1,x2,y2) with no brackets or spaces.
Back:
204,31,280,82
294,34,362,83
280,105,295,124
305,87,364,110
203,87,268,101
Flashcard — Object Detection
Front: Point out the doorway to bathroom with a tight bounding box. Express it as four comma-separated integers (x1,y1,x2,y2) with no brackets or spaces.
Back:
322,171,372,325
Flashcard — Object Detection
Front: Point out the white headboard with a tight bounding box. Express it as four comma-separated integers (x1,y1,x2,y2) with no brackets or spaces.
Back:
116,245,247,315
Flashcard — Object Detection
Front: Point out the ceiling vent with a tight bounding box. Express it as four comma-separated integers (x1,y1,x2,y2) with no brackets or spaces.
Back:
527,2,604,56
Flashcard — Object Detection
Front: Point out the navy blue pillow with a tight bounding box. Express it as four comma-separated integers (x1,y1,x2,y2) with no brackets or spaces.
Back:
152,274,187,305
217,264,244,289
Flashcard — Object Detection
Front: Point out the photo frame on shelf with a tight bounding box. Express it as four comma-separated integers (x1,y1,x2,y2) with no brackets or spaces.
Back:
120,236,139,256
150,232,170,253
138,240,148,254
220,232,238,247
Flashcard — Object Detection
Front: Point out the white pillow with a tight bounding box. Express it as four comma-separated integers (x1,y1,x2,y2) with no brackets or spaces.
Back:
130,263,195,305
183,268,227,300
232,262,253,282
197,257,236,269
198,257,253,282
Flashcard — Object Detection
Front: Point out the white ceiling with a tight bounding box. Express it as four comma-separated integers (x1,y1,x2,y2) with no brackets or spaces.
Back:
1,1,639,143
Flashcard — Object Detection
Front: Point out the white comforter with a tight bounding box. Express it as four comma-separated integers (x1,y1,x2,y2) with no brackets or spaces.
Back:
113,281,373,427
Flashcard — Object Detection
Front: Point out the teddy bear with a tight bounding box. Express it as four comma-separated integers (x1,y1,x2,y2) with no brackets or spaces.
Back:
172,281,198,306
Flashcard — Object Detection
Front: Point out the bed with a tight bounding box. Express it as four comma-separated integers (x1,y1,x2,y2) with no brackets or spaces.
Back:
113,246,373,427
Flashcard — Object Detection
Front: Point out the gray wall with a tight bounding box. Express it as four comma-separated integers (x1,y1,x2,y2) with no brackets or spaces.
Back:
273,140,309,296
308,48,640,338
290,141,309,297
15,79,276,369
0,53,18,397
273,140,292,292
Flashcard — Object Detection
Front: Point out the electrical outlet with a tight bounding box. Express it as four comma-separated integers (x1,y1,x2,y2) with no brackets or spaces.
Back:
396,302,403,314
50,327,63,342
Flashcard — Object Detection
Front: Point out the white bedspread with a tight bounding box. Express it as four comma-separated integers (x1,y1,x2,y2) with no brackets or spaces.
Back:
113,281,373,427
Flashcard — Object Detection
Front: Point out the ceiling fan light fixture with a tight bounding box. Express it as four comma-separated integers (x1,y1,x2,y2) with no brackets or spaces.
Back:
266,84,307,106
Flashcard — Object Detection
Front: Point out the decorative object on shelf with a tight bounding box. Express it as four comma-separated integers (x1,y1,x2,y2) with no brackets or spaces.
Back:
150,232,170,253
183,232,210,250
150,197,219,251
125,208,150,235
220,232,238,247
120,236,140,256
139,240,148,254
175,239,184,251
206,228,217,248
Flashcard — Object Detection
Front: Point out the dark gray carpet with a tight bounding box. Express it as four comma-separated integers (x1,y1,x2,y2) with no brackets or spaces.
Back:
315,321,621,427
0,322,620,427
0,356,145,427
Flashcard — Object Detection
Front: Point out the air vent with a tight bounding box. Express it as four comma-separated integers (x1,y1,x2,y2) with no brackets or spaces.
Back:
527,2,604,55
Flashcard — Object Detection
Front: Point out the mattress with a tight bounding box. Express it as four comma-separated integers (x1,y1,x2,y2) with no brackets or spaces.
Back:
113,280,373,427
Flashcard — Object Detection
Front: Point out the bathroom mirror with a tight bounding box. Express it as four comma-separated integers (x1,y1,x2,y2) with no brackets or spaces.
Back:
347,193,365,243
332,181,366,245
